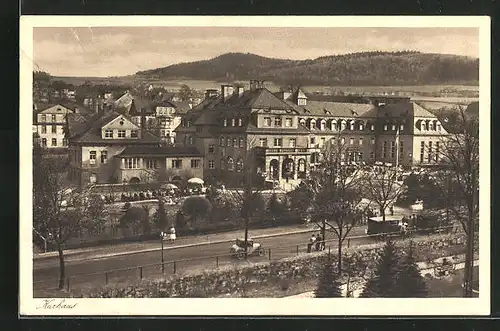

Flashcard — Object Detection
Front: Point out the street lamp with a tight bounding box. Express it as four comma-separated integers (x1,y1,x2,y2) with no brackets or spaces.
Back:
160,231,165,274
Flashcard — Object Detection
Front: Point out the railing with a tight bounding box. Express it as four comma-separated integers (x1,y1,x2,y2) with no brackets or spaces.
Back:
33,225,460,293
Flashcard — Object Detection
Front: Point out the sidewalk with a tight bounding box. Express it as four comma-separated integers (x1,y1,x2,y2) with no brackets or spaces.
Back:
34,223,320,262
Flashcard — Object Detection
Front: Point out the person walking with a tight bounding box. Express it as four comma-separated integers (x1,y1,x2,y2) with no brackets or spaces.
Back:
308,234,316,253
315,234,321,251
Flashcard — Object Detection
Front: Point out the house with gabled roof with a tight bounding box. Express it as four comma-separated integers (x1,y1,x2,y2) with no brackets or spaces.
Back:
175,81,451,189
66,108,203,187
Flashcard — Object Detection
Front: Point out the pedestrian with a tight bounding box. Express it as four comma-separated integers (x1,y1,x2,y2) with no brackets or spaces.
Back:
390,205,394,216
315,234,321,251
308,234,316,253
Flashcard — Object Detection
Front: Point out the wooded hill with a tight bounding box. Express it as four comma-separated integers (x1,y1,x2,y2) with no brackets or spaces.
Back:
135,51,479,86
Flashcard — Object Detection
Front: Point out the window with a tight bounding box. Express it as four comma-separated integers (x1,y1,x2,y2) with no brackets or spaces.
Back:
332,121,338,131
51,114,56,122
227,157,234,171
382,141,388,159
350,138,354,145
437,123,442,131
392,124,396,131
320,137,325,147
105,129,113,138
208,160,215,169
208,144,215,154
100,150,108,164
41,138,47,147
232,138,237,147
231,118,236,127
238,118,243,126
236,158,243,172
189,136,194,145
391,141,396,160
239,138,244,148
435,142,440,162
400,124,404,131
41,126,46,134
331,137,336,145
220,137,225,147
428,141,433,163
341,121,346,130
370,151,375,160
171,159,182,169
129,130,138,138
52,125,57,133
370,124,375,131
191,159,201,168
420,141,425,163
125,158,139,169
429,122,434,130
274,117,282,127
359,123,364,131
310,120,317,130
63,138,68,146
89,151,97,165
399,141,404,160
51,138,57,146
187,120,192,127
264,117,271,126
383,124,388,131
226,137,232,147
41,114,46,122
285,118,292,127
220,159,225,170
118,130,126,138
371,137,375,145
359,138,363,145
273,138,283,147
321,121,326,130
358,152,363,161
350,122,354,131
310,137,316,145
146,159,159,169
259,138,268,147
340,137,345,144
289,138,296,147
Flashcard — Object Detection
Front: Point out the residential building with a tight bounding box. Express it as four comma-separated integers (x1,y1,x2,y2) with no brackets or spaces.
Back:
175,81,450,189
33,102,90,150
66,109,203,186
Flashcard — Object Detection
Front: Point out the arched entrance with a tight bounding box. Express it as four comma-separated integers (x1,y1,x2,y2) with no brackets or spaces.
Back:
269,159,279,180
282,157,294,180
129,177,140,184
297,158,307,179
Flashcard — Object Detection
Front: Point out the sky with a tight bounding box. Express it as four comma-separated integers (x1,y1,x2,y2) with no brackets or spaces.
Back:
32,27,479,77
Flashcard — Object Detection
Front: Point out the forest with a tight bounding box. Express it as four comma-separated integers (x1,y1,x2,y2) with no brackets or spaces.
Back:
135,51,479,86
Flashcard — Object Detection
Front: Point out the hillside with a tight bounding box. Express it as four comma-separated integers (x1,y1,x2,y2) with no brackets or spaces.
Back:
135,51,479,86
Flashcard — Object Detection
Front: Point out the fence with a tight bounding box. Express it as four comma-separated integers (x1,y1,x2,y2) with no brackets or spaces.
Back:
33,225,461,293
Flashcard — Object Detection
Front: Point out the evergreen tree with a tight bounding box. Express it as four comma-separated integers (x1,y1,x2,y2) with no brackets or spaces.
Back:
315,256,343,298
394,241,427,297
360,240,401,297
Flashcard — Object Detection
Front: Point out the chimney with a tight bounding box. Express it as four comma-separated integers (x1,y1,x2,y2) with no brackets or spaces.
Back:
204,89,219,100
221,85,234,102
250,80,259,90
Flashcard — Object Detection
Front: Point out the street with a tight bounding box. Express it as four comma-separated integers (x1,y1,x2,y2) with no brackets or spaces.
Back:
33,225,371,296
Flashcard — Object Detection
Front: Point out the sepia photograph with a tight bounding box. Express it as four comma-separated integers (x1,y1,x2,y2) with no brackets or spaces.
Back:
19,16,490,316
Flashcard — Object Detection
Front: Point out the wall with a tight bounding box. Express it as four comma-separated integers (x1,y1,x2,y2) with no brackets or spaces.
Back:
81,145,127,183
83,232,470,298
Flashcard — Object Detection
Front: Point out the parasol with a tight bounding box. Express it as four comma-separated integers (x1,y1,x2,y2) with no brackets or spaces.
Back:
187,177,204,185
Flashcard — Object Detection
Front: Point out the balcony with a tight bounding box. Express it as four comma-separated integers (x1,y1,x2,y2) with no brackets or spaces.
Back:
254,146,312,155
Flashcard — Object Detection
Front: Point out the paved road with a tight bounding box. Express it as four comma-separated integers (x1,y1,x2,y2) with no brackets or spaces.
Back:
33,225,371,296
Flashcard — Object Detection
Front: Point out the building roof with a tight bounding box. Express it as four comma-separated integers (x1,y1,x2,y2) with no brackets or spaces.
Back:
67,111,161,144
289,101,375,117
361,101,437,119
117,146,202,157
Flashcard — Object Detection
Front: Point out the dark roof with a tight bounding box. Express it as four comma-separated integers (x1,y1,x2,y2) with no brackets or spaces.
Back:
36,101,92,115
68,111,161,144
361,102,437,119
117,146,202,157
288,101,375,117
129,97,156,116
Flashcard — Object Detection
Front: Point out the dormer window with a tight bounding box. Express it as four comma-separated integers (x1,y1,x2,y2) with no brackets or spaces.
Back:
320,120,326,131
238,118,243,126
400,124,404,131
359,123,364,131
437,123,441,131
391,124,396,131
310,120,316,130
350,122,355,131
104,129,113,138
187,120,192,127
429,121,434,130
231,118,236,127
223,118,228,127
421,121,426,131
298,98,306,106
383,124,388,131
131,130,138,138
341,121,346,131
118,130,126,138
299,118,306,126
274,117,282,127
370,124,375,131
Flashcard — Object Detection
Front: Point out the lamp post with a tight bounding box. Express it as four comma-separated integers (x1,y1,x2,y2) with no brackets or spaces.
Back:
160,232,165,274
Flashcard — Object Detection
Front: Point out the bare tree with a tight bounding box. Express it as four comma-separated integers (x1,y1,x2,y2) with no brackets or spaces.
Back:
430,106,479,297
299,133,370,273
33,145,107,289
362,165,405,222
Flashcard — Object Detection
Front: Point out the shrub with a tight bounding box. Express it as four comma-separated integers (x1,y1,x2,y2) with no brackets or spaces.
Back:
315,256,342,298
